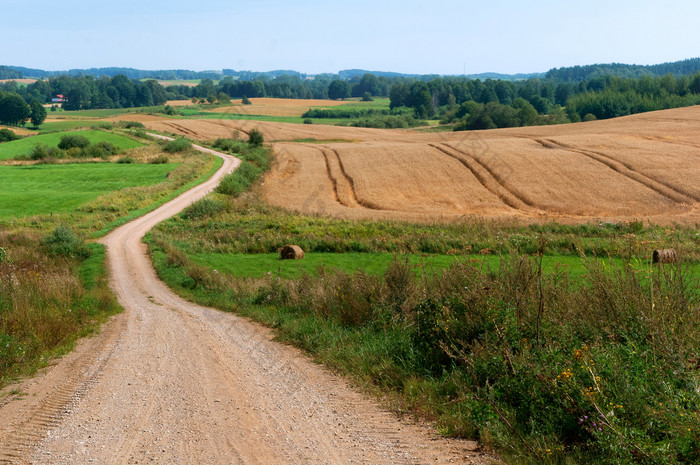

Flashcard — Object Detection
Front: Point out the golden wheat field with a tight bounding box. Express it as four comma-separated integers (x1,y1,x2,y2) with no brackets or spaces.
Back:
141,106,700,224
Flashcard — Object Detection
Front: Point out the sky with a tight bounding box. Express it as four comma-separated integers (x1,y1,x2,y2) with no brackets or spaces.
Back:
1,0,699,75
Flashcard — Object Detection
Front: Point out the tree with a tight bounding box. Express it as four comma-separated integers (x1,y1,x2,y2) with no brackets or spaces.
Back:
248,128,264,147
241,95,252,105
512,97,538,126
328,80,350,100
0,92,30,126
29,99,47,127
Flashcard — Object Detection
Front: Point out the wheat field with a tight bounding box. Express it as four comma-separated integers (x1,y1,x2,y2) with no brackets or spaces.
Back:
142,105,700,224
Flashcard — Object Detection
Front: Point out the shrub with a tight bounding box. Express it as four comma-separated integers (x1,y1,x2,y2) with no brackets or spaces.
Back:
181,198,225,219
150,155,169,164
361,92,374,102
212,138,246,153
82,141,118,159
216,162,261,197
248,129,264,147
120,121,145,129
42,225,90,258
31,144,49,160
162,104,180,116
117,156,134,164
242,95,252,105
91,122,113,130
163,137,191,153
303,118,313,125
0,128,18,142
58,134,91,150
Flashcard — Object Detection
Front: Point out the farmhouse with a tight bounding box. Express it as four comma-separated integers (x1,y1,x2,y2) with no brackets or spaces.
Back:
51,94,66,103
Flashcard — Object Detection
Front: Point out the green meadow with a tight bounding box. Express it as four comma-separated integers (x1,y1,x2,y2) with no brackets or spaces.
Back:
0,163,175,219
188,251,696,281
0,129,143,159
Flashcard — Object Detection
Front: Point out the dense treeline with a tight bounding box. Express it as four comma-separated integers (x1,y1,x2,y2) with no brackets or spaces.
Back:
4,68,700,131
0,66,22,80
0,75,169,111
546,57,700,81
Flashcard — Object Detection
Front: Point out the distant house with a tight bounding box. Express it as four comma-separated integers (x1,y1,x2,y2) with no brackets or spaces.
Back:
51,94,66,103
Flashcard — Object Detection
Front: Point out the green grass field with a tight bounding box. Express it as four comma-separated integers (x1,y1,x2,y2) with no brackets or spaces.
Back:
50,108,134,118
0,163,175,218
0,130,143,159
188,251,700,282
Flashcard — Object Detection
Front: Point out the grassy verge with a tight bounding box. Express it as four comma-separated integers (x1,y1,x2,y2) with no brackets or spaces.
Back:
146,144,699,464
0,239,120,388
0,133,222,388
148,225,699,465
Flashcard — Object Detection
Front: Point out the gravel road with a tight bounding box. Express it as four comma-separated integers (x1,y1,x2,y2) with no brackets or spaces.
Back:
0,137,493,464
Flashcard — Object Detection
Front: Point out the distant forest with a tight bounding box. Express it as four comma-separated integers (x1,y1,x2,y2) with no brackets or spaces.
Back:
2,58,700,129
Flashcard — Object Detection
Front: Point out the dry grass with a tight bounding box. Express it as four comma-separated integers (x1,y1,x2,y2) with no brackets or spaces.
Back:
0,79,37,85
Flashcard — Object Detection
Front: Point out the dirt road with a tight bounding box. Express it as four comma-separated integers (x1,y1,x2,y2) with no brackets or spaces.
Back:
0,138,490,464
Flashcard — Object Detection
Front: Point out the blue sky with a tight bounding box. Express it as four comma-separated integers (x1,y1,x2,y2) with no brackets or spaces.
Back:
1,0,698,75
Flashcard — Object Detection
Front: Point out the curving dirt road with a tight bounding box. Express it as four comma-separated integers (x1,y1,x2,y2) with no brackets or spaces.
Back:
0,137,492,464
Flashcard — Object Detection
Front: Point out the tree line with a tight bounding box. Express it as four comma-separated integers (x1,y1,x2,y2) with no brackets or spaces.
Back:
3,70,700,131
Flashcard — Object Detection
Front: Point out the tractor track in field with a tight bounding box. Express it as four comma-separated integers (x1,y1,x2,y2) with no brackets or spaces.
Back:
0,135,492,465
429,143,537,213
540,138,698,204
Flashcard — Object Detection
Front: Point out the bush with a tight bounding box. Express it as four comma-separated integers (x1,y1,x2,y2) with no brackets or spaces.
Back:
0,128,18,142
150,155,169,164
242,95,252,105
181,198,225,219
120,121,145,129
212,138,246,153
31,144,49,160
216,162,261,196
91,122,113,130
162,104,180,116
42,225,90,258
116,156,134,164
163,137,191,153
248,129,264,147
81,141,119,159
58,134,91,150
303,118,313,125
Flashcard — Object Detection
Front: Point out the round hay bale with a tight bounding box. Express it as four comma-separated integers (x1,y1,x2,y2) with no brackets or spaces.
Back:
280,245,305,260
652,248,677,264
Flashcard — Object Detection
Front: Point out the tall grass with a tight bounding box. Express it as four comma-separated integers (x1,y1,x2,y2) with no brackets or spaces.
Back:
146,143,700,463
148,234,700,464
0,233,120,385
0,134,219,386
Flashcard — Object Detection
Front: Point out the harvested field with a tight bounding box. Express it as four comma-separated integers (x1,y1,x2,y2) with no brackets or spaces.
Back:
263,106,700,225
138,106,700,224
207,98,356,117
165,99,195,106
0,78,37,85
